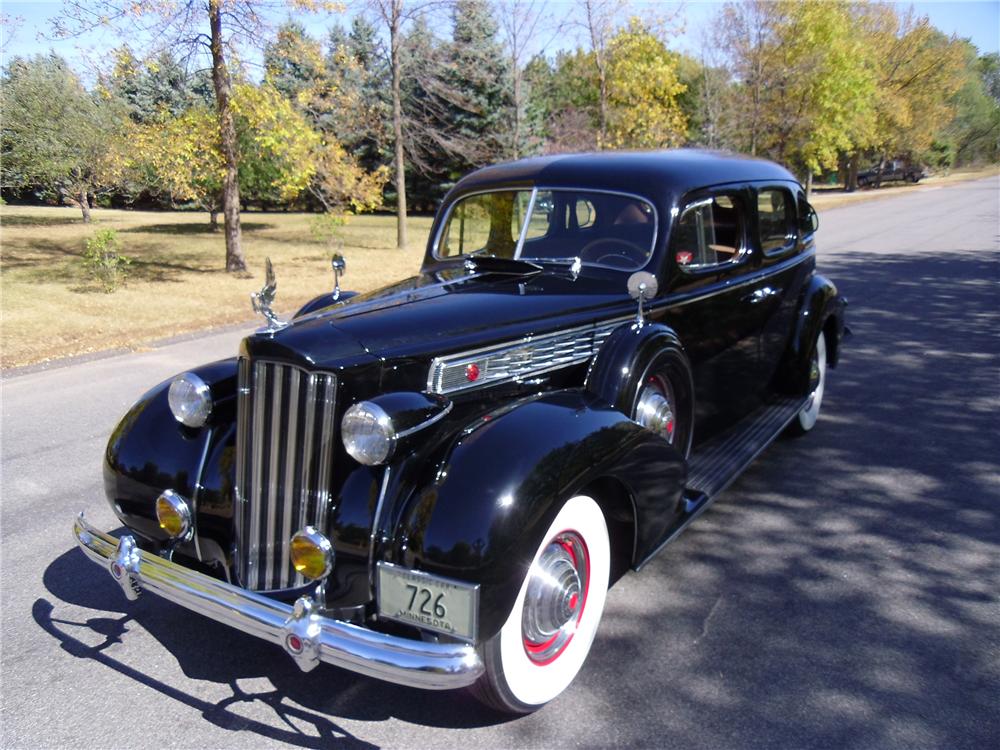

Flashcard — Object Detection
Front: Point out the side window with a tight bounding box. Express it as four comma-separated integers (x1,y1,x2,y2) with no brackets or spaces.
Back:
670,193,745,271
757,188,796,254
575,198,596,228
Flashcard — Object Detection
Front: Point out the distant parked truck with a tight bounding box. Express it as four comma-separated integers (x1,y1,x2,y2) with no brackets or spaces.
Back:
857,159,926,188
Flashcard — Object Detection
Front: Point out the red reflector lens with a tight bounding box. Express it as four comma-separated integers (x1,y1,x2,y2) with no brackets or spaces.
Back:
466,363,480,382
287,635,303,653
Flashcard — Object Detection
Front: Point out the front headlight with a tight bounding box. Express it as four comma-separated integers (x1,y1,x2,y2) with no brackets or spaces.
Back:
168,372,212,428
341,401,395,465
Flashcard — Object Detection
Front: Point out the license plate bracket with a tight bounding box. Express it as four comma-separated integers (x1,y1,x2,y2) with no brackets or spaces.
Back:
376,562,479,643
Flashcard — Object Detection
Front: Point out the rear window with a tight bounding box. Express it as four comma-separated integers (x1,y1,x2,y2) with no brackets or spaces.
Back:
757,188,797,254
437,189,656,271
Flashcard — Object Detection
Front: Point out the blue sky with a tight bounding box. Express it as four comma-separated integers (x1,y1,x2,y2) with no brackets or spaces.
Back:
2,0,998,78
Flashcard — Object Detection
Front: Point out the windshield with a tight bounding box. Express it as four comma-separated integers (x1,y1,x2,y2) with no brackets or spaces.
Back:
437,189,656,271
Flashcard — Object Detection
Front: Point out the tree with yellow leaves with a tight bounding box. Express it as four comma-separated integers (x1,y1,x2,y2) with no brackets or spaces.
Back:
132,83,320,227
605,18,688,149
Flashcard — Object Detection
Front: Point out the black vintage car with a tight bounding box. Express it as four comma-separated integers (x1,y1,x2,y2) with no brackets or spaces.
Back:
74,150,847,713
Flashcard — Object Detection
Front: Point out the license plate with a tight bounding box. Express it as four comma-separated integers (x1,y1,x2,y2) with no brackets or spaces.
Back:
376,562,479,643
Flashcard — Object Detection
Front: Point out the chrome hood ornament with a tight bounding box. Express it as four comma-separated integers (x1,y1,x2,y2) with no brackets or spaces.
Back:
251,257,288,333
331,253,346,301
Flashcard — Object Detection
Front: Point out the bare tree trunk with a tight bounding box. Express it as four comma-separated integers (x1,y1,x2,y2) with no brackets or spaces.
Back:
76,189,92,223
847,153,859,192
511,64,521,159
210,206,220,230
390,0,407,250
209,0,246,273
805,170,813,200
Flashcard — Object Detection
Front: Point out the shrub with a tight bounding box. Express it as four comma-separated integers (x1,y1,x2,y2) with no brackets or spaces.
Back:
82,228,131,292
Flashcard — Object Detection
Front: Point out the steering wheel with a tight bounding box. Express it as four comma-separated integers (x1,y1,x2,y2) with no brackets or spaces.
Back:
579,238,648,268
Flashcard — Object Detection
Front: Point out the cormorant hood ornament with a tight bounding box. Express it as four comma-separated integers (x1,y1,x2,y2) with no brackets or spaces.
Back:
251,257,289,333
331,253,346,301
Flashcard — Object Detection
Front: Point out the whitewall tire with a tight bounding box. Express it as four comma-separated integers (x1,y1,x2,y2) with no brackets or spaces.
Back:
472,494,610,713
792,332,827,434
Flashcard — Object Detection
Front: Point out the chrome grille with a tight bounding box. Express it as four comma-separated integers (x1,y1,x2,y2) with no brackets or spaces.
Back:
234,359,337,591
427,317,629,395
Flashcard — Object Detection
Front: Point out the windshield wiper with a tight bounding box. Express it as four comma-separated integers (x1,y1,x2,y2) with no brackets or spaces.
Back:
464,255,543,276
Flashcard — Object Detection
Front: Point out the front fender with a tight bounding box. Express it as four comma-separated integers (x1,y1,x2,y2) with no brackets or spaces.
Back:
387,390,686,642
103,359,238,549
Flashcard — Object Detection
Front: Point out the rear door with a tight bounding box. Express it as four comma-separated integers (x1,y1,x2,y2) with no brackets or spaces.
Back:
754,184,812,385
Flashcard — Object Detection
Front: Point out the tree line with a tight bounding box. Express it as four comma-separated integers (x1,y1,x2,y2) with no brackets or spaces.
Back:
2,0,997,272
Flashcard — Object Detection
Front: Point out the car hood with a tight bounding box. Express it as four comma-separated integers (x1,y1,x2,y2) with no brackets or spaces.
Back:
242,267,632,372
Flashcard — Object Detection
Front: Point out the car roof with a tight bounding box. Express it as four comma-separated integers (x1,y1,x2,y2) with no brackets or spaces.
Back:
450,149,799,202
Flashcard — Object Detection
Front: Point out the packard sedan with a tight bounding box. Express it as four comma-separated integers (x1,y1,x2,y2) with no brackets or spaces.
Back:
74,150,847,713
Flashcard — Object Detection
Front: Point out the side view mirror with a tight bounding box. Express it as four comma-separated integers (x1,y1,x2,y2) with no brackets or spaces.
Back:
803,204,819,233
331,253,346,300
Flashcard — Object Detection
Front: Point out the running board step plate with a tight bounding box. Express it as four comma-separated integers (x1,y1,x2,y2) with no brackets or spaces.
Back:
636,396,806,568
686,396,806,499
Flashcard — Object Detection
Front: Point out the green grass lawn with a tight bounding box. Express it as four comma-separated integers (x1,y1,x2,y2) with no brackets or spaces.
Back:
0,206,432,368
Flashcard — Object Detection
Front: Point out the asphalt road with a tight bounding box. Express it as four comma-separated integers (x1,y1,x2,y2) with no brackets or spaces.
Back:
2,177,998,749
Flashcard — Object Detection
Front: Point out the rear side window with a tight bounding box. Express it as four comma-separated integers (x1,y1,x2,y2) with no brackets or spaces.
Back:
757,188,796,254
670,193,746,271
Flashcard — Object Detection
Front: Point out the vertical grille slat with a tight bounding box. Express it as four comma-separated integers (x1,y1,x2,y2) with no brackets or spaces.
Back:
299,375,317,543
235,359,337,591
279,368,300,589
264,368,283,590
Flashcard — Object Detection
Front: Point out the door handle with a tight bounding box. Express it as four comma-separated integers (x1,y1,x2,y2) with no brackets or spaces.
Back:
742,286,780,304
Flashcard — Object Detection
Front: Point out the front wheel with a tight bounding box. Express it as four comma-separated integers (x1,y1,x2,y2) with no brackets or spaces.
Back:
471,495,610,713
788,332,827,435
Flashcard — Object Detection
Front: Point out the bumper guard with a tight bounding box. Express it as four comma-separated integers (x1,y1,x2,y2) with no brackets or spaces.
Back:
72,513,483,690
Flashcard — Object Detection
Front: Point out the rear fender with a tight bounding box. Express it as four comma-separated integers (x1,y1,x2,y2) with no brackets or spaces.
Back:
781,274,847,393
387,390,685,642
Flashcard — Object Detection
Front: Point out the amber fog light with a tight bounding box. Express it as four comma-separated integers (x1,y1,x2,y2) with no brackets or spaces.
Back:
290,527,334,581
155,490,192,539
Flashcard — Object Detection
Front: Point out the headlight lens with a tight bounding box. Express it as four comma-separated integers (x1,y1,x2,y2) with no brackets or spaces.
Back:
168,372,212,428
290,527,334,580
155,490,192,539
341,401,395,465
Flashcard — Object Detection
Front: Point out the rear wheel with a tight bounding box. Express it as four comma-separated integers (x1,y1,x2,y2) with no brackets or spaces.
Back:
788,332,827,435
472,495,610,713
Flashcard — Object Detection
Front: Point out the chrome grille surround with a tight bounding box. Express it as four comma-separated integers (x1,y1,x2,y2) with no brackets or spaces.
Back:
426,316,630,395
235,358,337,591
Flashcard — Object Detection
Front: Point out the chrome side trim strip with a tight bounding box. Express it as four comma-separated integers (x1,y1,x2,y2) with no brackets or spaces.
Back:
73,514,483,690
395,401,455,439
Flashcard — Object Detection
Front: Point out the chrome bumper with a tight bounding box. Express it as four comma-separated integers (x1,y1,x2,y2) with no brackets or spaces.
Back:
72,513,484,690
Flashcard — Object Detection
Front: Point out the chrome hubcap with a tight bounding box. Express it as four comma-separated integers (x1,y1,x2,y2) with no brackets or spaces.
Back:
636,376,676,443
522,532,589,664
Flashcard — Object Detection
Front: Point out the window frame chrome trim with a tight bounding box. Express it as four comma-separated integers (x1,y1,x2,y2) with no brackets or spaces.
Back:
672,190,753,275
756,184,801,258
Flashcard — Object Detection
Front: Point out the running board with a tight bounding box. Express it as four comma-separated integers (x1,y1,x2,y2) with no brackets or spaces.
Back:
637,396,806,569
